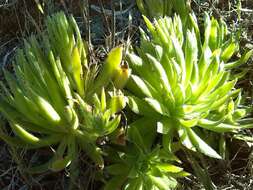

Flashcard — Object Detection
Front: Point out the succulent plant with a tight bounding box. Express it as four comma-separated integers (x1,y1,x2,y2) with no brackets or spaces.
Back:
0,12,125,172
136,0,190,21
126,14,253,159
104,117,188,190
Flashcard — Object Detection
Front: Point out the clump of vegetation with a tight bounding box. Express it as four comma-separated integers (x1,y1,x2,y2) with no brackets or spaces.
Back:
125,13,253,188
136,0,190,20
0,12,125,175
104,117,189,190
127,13,252,157
0,1,253,189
